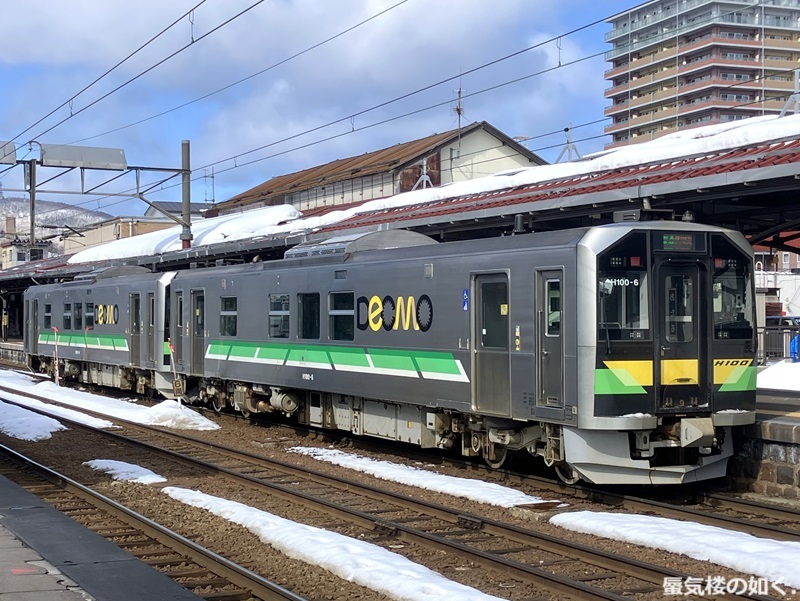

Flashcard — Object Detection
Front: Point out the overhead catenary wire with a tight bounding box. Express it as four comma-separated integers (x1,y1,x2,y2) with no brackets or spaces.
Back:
28,0,269,143
27,1,792,218
5,0,210,148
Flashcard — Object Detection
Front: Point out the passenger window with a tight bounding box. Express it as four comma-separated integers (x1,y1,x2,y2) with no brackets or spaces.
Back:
298,293,320,339
85,303,94,329
63,303,72,330
481,282,508,348
546,280,561,337
269,293,290,338
329,292,354,341
44,304,52,330
74,303,83,331
220,297,238,337
665,274,694,343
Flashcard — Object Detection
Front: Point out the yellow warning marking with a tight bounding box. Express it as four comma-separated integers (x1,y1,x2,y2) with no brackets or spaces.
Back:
661,359,698,385
603,360,653,387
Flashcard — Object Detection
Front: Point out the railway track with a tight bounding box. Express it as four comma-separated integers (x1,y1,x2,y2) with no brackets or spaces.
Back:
0,443,305,601
297,415,800,542
0,389,783,601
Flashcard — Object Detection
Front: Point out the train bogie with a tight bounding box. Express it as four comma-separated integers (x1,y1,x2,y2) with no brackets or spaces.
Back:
23,221,757,485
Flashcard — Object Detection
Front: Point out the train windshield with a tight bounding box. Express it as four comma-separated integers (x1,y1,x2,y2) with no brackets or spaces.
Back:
597,233,650,340
711,235,754,340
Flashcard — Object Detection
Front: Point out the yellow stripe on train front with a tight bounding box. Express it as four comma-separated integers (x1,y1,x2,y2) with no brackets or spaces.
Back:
660,359,698,385
603,361,653,387
713,359,753,385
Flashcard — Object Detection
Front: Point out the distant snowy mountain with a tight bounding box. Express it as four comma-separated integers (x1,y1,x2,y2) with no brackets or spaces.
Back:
0,196,111,248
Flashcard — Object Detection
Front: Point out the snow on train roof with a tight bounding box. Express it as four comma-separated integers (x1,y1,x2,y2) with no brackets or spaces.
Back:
68,113,800,265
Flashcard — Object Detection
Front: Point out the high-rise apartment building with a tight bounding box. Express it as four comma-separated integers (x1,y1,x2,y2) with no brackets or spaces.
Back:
605,0,800,148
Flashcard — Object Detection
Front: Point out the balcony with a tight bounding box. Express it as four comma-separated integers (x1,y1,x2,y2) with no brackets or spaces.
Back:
605,5,799,60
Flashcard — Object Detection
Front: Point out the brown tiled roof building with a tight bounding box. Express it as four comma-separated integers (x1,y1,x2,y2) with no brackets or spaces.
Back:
207,121,546,216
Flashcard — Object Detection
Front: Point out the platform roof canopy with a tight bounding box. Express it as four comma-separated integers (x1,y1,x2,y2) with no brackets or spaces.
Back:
3,113,800,288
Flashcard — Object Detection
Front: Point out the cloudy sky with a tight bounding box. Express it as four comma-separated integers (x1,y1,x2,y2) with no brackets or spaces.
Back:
0,0,633,216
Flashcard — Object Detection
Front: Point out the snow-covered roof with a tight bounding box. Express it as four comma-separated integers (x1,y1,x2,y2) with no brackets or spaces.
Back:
68,114,800,265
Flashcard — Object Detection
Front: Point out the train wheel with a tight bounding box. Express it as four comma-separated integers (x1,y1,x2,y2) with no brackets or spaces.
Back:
555,463,580,485
210,396,224,413
483,443,508,469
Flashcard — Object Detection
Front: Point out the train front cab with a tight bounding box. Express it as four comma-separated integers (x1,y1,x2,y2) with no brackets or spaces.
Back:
570,222,757,485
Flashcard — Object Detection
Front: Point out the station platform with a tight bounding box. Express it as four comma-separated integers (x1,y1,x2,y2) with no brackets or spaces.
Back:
0,339,25,366
753,389,800,444
0,474,201,601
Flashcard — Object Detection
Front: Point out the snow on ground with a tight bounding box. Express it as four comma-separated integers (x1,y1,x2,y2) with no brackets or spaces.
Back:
164,487,507,601
0,401,70,440
757,360,800,392
83,460,506,601
83,459,167,484
289,446,561,508
551,511,800,589
88,459,800,597
0,369,218,431
68,114,800,265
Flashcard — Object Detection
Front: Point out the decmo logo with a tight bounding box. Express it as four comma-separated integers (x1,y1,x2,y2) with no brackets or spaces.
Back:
356,294,433,332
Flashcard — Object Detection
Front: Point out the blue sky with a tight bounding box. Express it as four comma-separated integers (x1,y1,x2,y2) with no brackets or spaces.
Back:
0,0,634,216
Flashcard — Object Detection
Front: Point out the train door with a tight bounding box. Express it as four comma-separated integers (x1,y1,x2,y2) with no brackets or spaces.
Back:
536,270,564,408
654,260,708,409
472,273,511,416
174,291,184,366
146,292,155,364
27,299,38,354
190,290,205,374
130,293,141,364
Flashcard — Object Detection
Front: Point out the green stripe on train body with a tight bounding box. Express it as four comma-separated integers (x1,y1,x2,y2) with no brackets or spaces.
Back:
204,340,468,382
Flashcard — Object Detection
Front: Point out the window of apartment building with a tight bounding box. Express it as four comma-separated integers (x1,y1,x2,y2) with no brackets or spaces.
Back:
687,33,712,44
721,31,750,40
721,93,751,101
689,10,712,23
721,114,746,122
783,252,791,268
766,34,790,41
768,74,791,81
725,12,751,25
689,95,712,104
689,115,713,124
616,115,629,124
721,73,751,81
720,52,751,61
764,14,792,28
687,74,712,84
687,53,712,64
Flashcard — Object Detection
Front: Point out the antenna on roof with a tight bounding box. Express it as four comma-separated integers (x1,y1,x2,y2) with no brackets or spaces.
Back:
555,123,581,163
204,167,215,203
453,73,465,156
